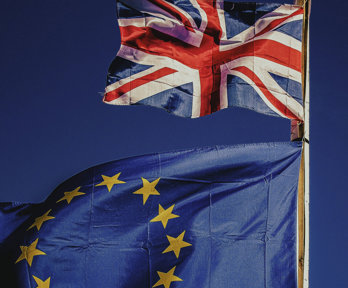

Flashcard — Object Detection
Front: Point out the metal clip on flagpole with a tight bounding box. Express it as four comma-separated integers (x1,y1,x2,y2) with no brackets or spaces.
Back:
292,0,311,288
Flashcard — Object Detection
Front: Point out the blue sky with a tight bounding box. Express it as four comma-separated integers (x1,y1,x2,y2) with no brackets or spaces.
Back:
1,0,347,286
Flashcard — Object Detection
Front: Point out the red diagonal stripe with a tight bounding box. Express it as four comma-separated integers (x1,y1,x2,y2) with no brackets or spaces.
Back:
254,8,304,38
147,0,195,32
233,66,301,120
104,67,177,102
216,39,302,72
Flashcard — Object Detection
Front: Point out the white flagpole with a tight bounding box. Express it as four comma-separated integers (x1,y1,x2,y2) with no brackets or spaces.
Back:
303,5,310,286
292,1,310,288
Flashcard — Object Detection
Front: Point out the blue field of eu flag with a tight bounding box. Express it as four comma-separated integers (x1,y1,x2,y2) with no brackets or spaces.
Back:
0,142,301,288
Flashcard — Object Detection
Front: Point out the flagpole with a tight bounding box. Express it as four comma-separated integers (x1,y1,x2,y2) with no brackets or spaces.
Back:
291,1,311,288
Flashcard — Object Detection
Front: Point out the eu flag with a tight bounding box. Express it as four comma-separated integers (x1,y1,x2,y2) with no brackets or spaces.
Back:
0,142,301,288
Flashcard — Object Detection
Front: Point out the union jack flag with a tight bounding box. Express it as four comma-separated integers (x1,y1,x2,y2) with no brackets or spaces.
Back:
104,0,304,120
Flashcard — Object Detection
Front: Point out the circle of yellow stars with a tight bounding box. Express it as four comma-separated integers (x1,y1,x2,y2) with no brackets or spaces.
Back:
14,172,191,288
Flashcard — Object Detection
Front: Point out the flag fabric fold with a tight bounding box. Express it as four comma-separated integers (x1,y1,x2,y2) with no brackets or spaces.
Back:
1,142,301,288
104,0,304,120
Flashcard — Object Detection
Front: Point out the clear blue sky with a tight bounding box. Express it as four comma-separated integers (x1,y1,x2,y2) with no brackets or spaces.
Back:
1,0,347,286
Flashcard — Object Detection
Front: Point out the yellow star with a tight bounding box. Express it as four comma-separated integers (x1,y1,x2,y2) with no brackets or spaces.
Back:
162,230,192,258
15,238,46,266
95,172,125,192
33,275,51,288
56,187,85,204
153,266,182,288
27,210,55,232
133,177,160,205
150,204,179,228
